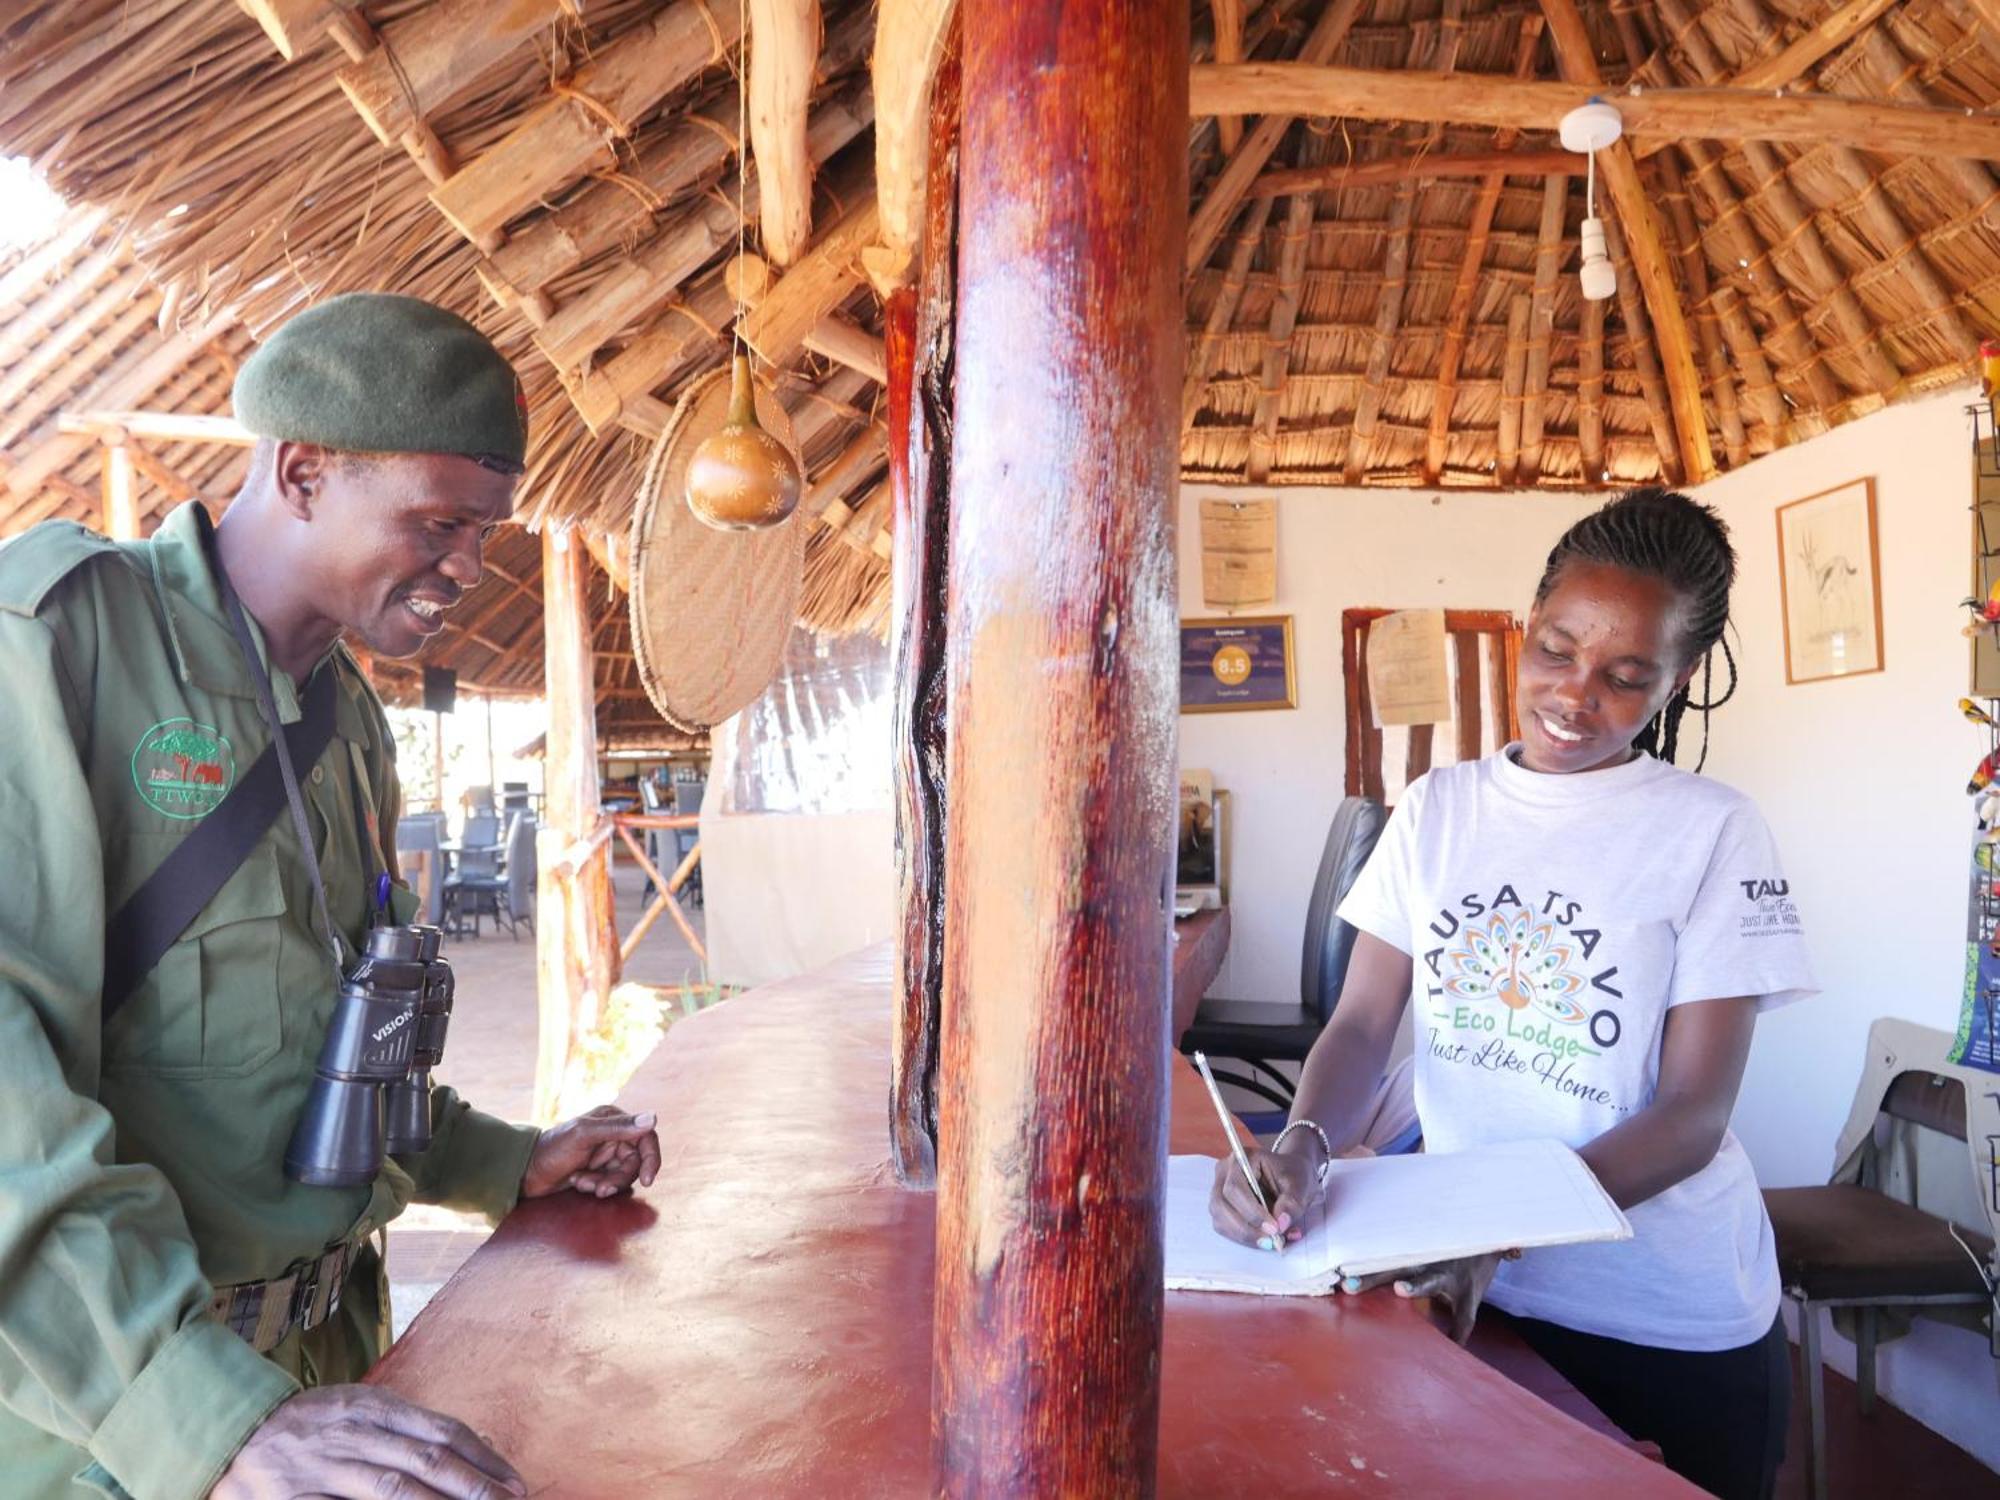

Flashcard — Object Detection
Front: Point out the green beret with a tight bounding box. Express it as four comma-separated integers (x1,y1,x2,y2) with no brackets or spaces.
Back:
233,293,528,469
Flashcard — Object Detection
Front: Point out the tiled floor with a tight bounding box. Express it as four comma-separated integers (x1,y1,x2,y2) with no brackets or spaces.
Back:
384,854,703,1337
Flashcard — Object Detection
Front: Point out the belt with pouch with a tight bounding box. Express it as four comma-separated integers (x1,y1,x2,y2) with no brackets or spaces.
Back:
206,1239,356,1353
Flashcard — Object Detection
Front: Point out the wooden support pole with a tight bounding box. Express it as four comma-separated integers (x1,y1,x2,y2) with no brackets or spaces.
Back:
101,438,139,541
1345,179,1413,485
1184,0,1364,274
1519,172,1568,482
1730,0,1899,91
534,524,622,1125
1183,196,1272,435
1424,173,1504,484
749,0,821,266
932,0,1184,1485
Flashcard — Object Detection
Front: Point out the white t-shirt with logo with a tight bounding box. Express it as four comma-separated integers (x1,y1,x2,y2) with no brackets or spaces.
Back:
1337,747,1817,1352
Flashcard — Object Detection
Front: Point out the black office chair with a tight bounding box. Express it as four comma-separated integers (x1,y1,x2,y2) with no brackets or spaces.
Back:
1179,796,1386,1114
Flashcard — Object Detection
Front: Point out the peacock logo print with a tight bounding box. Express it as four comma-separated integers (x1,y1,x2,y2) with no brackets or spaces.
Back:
1442,910,1590,1025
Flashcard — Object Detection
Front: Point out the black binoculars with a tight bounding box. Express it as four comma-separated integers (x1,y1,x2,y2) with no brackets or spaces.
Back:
284,923,456,1188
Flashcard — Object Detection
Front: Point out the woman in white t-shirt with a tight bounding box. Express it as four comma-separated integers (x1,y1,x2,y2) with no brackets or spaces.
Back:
1210,489,1815,1500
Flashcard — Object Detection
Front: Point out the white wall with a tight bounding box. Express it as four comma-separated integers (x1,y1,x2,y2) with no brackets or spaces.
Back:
1691,386,1999,1468
1176,483,1597,1010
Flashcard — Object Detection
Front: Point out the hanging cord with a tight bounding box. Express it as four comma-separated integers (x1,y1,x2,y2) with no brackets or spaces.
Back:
732,0,749,366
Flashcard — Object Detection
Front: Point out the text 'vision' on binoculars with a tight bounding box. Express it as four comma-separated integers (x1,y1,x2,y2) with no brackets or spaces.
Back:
285,924,455,1188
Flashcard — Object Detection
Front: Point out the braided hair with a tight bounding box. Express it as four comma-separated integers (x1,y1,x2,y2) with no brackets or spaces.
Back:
1532,487,1739,771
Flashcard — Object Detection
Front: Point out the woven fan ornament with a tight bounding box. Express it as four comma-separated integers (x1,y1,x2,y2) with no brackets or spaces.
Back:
628,365,805,731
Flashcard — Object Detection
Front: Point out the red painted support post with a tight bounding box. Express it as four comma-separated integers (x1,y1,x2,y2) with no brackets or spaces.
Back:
930,0,1187,1489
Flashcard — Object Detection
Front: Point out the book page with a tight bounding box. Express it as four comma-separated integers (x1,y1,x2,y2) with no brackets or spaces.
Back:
1163,1140,1630,1295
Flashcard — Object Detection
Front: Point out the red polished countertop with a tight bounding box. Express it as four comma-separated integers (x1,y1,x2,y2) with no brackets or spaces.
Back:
369,946,1699,1497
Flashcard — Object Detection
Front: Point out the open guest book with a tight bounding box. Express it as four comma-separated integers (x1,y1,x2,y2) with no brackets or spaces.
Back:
1164,1137,1632,1294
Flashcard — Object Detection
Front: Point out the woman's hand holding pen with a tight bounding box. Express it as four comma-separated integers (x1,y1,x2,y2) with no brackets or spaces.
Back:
1207,1137,1328,1251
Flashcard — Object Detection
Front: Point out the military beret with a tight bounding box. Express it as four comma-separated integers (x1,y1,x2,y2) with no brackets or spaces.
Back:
233,293,528,469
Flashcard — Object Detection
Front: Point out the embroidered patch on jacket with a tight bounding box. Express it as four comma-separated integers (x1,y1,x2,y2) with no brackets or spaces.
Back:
131,718,236,819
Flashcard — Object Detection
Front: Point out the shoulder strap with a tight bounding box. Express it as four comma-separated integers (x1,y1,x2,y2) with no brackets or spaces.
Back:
101,666,339,1024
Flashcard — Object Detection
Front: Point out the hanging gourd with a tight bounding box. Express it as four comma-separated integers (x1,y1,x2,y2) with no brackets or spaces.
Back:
684,350,801,530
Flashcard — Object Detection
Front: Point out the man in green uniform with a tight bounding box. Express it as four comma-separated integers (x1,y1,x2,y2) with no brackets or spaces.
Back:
0,294,661,1499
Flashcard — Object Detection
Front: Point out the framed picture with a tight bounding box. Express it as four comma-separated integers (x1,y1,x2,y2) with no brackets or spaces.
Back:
1181,615,1296,713
1776,478,1884,685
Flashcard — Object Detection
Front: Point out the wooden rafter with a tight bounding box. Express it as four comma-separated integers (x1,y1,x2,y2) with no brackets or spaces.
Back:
1653,150,1752,462
1577,294,1606,482
1246,133,1319,483
867,0,958,293
1518,171,1568,482
1677,137,1841,417
1424,15,1541,486
1188,65,2000,162
749,0,821,266
1648,0,1908,400
1212,0,1245,153
1539,0,1712,483
1496,295,1529,485
1599,207,1685,484
1251,147,1577,198
1183,195,1274,434
1184,0,1364,275
1344,179,1412,486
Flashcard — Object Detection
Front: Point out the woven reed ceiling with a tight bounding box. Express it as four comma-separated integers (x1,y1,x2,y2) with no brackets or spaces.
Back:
2,0,1999,678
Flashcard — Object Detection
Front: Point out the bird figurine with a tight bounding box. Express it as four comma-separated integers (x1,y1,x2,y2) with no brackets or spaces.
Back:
1963,698,2000,731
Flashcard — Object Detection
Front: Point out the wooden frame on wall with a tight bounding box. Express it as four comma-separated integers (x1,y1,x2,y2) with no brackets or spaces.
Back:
1180,615,1297,713
1775,477,1884,686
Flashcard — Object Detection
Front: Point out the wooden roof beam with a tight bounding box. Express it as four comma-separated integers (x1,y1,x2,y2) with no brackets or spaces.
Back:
739,183,881,369
750,0,820,266
1424,15,1542,487
56,411,255,446
337,0,568,147
1183,196,1274,435
1185,0,1365,275
1212,0,1246,154
1518,172,1569,482
1539,0,1712,483
1245,144,1318,483
1251,147,1578,198
1344,180,1413,485
1598,207,1686,485
233,0,360,61
866,0,957,293
1577,294,1606,483
1188,64,2000,161
1651,0,1913,399
1654,150,1752,462
1496,295,1530,486
430,0,748,254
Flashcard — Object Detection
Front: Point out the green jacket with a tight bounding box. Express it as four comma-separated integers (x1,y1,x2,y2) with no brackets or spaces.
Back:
0,502,540,1499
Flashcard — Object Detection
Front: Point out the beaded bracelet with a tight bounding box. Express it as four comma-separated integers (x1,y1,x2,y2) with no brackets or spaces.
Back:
1271,1118,1335,1186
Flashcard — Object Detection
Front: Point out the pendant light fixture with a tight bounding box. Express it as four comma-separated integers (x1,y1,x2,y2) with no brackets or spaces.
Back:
685,0,802,531
1559,99,1623,303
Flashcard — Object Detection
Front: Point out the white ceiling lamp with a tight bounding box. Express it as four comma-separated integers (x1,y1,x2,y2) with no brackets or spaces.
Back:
1559,99,1623,303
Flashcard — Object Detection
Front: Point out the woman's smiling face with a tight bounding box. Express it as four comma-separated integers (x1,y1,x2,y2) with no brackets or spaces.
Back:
1514,559,1698,775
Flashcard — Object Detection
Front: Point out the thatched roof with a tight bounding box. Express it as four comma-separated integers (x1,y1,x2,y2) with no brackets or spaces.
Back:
4,0,1999,653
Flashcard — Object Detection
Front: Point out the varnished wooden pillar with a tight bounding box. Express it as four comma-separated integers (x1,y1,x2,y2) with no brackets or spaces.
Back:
533,523,621,1124
931,0,1186,1490
888,41,961,1191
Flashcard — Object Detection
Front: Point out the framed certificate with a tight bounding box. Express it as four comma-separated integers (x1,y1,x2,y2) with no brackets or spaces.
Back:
1180,615,1297,713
